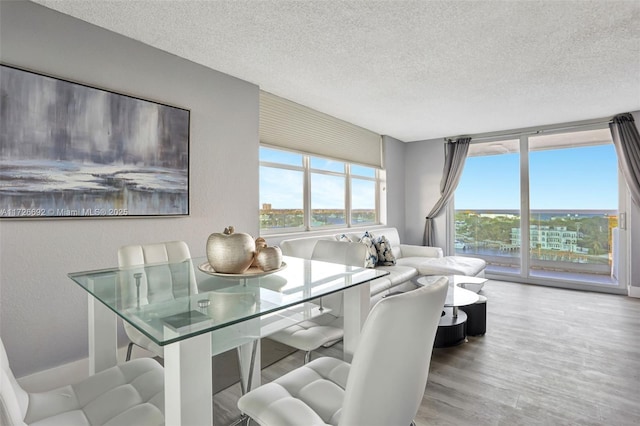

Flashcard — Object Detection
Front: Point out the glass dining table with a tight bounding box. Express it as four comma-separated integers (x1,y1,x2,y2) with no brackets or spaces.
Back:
68,255,388,425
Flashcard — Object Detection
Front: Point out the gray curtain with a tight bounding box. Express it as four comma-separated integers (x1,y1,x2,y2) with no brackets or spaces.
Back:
610,113,640,208
423,137,470,246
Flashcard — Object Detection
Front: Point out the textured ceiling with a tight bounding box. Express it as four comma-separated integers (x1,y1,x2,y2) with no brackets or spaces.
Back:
32,0,640,142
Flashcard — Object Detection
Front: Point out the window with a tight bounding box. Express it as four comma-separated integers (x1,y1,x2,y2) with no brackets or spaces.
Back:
454,126,624,292
350,165,377,225
260,146,380,232
310,157,346,227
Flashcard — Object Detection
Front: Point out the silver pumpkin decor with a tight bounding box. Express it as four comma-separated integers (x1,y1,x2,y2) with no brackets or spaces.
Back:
255,245,282,271
206,226,255,274
251,237,268,267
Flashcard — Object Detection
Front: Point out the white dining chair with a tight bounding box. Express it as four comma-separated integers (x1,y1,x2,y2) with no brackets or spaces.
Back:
238,275,448,426
117,240,197,360
117,241,259,396
0,336,164,425
267,240,369,364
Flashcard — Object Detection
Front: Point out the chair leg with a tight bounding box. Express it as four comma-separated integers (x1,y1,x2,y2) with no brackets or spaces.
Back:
304,350,312,364
125,342,134,361
229,413,251,426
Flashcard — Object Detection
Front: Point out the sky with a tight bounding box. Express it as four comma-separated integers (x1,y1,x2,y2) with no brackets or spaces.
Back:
261,143,620,211
455,144,619,210
259,148,375,209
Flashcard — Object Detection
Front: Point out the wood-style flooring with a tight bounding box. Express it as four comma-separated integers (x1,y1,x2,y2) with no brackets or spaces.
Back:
213,280,640,425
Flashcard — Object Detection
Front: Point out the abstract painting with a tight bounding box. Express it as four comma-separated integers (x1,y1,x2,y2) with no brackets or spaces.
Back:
0,64,190,218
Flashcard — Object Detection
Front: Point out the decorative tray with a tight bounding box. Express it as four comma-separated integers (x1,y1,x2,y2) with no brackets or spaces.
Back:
198,261,287,278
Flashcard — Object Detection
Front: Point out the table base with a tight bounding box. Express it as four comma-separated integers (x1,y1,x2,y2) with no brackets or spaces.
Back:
434,308,467,348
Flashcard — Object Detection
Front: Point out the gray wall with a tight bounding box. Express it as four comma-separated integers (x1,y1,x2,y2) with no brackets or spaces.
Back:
629,112,640,290
0,1,410,378
0,1,260,377
404,139,447,248
382,135,407,236
2,0,636,379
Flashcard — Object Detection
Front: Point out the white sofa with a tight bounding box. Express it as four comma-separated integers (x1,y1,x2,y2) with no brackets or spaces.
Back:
267,227,485,361
278,227,486,307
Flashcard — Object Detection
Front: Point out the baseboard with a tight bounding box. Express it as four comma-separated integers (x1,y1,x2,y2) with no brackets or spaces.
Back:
628,285,640,298
17,346,154,392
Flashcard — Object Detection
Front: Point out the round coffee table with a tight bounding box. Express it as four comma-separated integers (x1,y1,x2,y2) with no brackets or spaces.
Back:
416,275,480,347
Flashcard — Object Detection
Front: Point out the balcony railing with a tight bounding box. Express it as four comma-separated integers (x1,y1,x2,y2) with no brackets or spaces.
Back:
455,209,617,278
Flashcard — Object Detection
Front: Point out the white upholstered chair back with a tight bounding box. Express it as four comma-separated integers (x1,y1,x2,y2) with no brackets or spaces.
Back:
339,277,448,425
1,337,28,425
1,336,165,425
341,227,404,260
117,240,196,359
267,239,369,364
310,240,368,315
279,235,334,259
237,276,448,425
311,239,368,267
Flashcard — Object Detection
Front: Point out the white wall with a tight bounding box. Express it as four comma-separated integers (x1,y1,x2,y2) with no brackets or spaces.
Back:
0,1,260,377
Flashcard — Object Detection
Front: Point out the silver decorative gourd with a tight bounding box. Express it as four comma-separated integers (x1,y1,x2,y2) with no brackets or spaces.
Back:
251,237,268,267
255,245,282,272
206,226,255,274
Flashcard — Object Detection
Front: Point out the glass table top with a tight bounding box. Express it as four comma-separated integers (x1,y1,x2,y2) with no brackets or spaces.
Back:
416,275,480,307
69,256,388,347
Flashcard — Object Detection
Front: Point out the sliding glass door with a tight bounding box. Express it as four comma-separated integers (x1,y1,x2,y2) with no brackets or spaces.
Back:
454,138,521,274
527,129,618,284
454,126,625,292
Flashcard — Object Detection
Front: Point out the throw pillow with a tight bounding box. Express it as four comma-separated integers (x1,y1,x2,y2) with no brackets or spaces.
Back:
336,234,352,242
360,231,378,268
374,235,396,266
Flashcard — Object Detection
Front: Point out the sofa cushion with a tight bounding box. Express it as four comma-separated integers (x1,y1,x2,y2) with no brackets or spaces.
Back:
336,234,352,242
340,228,403,260
398,244,443,259
359,231,378,268
417,256,486,277
374,235,396,266
369,276,392,298
375,265,418,286
396,256,438,269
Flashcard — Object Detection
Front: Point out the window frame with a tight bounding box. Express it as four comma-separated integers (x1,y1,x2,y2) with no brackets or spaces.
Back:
448,123,627,294
259,145,382,235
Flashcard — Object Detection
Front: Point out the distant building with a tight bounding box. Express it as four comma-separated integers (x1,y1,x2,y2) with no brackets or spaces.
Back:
511,225,588,254
478,212,519,219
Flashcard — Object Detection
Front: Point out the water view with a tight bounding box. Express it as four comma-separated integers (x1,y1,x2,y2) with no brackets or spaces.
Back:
455,209,617,276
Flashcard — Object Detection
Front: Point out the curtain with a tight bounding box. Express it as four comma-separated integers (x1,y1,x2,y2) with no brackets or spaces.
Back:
610,113,640,208
423,137,470,246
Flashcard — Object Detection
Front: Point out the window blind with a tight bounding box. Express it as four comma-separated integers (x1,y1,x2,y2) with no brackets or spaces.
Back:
260,91,383,168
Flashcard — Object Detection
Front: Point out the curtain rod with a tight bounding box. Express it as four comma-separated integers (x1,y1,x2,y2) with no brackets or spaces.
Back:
444,117,615,143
